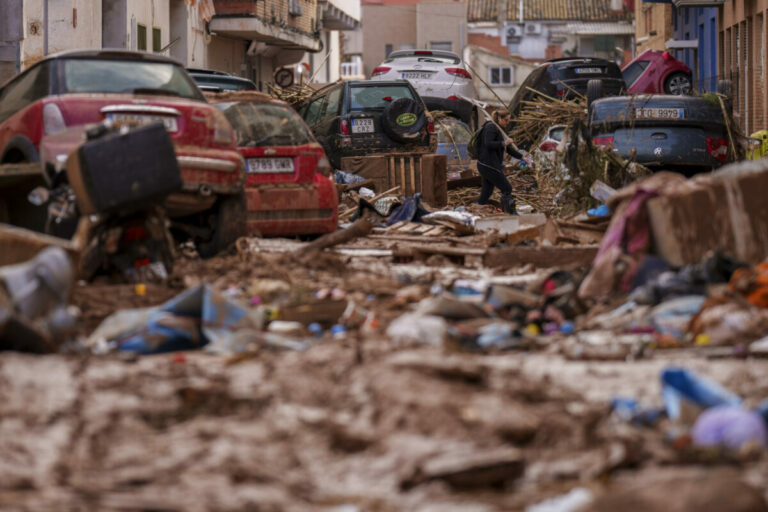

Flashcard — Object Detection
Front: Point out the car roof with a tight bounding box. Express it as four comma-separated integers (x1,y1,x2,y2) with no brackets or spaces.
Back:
387,49,460,60
36,48,183,66
187,68,231,75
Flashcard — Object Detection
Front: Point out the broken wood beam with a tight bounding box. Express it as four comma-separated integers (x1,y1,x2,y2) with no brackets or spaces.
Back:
484,246,598,269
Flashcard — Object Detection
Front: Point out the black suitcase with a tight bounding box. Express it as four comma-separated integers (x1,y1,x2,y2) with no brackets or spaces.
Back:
66,123,182,215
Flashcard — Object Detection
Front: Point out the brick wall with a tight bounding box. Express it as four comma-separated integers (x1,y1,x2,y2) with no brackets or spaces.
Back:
721,0,768,134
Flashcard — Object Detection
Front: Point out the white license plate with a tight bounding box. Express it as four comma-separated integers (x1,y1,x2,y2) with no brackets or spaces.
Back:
575,67,602,74
106,113,178,132
402,72,433,80
351,118,374,134
247,157,295,173
634,108,685,119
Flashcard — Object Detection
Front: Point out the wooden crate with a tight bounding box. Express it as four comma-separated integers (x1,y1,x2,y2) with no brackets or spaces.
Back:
340,153,447,207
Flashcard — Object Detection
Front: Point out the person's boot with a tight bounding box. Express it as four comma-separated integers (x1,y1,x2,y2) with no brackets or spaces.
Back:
501,194,517,215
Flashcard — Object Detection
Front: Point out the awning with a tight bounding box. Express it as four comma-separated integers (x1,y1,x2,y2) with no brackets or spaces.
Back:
320,0,359,31
565,22,636,35
209,16,322,51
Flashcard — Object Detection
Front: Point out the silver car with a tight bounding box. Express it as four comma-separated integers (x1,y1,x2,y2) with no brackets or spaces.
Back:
370,50,476,101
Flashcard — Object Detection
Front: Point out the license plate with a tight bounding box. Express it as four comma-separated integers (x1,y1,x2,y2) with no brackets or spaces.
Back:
634,108,685,119
402,72,433,80
106,113,178,132
247,158,295,173
574,67,602,74
351,118,374,134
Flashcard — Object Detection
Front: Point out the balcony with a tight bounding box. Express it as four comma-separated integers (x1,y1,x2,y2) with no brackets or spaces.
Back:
211,0,321,51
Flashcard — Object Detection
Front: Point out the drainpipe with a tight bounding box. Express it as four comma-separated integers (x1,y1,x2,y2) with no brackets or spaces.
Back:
519,0,523,25
44,0,49,55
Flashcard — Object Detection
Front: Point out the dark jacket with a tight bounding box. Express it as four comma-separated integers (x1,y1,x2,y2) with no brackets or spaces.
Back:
477,121,523,172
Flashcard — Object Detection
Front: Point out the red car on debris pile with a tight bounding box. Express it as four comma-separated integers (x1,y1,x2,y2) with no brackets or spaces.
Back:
0,50,245,256
622,49,693,95
206,92,338,237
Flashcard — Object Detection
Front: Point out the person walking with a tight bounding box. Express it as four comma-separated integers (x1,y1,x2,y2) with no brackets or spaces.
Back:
476,109,527,214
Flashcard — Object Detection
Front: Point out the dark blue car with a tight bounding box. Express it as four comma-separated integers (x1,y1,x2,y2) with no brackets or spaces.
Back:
436,117,472,179
589,94,731,176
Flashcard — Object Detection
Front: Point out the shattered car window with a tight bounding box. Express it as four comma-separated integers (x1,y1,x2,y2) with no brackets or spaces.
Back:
63,59,203,100
216,102,315,147
349,85,414,110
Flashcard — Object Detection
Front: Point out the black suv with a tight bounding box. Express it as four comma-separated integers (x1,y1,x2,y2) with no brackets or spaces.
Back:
300,80,435,169
509,57,625,113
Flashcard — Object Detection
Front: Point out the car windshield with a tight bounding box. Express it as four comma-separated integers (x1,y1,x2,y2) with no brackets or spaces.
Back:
62,58,203,99
437,120,471,143
215,102,315,147
349,85,414,110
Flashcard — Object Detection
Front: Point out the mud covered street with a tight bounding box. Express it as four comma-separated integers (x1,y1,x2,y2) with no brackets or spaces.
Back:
4,237,768,511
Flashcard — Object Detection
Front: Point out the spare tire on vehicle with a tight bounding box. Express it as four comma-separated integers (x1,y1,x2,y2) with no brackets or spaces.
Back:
382,97,427,143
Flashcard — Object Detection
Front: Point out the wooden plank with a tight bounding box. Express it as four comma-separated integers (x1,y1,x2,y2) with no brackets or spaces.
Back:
408,157,416,194
399,157,406,195
484,246,599,269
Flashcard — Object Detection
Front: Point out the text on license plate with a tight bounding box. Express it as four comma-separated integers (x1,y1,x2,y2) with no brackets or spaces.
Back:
351,118,374,133
106,113,178,132
634,108,685,119
575,67,602,74
402,72,433,80
247,158,295,173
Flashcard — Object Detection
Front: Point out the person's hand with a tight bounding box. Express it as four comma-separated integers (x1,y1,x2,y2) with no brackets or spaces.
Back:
504,138,514,147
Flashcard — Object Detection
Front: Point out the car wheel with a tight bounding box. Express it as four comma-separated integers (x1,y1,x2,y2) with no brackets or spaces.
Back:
381,98,427,143
586,79,603,110
664,73,693,95
197,193,246,258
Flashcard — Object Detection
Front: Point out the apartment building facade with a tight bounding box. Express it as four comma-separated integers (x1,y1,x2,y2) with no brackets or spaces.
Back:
0,0,336,92
720,0,768,134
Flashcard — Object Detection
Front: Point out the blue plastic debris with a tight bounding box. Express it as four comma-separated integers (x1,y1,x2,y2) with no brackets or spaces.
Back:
661,367,742,421
93,284,264,355
586,204,611,217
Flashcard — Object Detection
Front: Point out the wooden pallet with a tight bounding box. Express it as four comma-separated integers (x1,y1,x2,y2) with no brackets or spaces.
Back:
385,221,450,236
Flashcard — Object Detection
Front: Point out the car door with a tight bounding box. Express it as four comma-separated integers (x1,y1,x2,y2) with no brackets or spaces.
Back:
303,94,327,136
313,85,342,159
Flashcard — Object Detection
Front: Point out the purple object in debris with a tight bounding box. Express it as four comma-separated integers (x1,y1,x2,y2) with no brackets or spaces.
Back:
691,405,767,450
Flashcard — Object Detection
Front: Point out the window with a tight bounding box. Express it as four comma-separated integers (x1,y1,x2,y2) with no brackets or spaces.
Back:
385,44,393,57
153,28,162,52
62,59,201,99
594,35,615,53
621,60,650,87
0,63,48,123
349,85,413,110
430,41,452,52
304,95,325,125
437,119,472,143
137,24,147,51
216,103,314,147
324,87,342,117
644,9,653,33
489,66,514,85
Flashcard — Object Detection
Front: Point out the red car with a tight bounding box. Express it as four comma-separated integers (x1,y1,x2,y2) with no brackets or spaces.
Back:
0,50,245,256
207,92,338,237
622,49,693,95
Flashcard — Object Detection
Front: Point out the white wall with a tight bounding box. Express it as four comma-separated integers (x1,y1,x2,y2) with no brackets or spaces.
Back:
125,0,170,51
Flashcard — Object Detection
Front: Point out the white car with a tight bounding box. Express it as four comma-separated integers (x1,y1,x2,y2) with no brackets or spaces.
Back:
370,50,476,101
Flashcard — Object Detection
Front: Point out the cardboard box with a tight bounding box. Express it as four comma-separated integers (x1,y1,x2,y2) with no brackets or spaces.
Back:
647,160,768,266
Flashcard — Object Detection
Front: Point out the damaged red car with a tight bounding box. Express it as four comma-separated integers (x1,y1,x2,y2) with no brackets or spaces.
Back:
207,92,338,237
0,50,245,256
